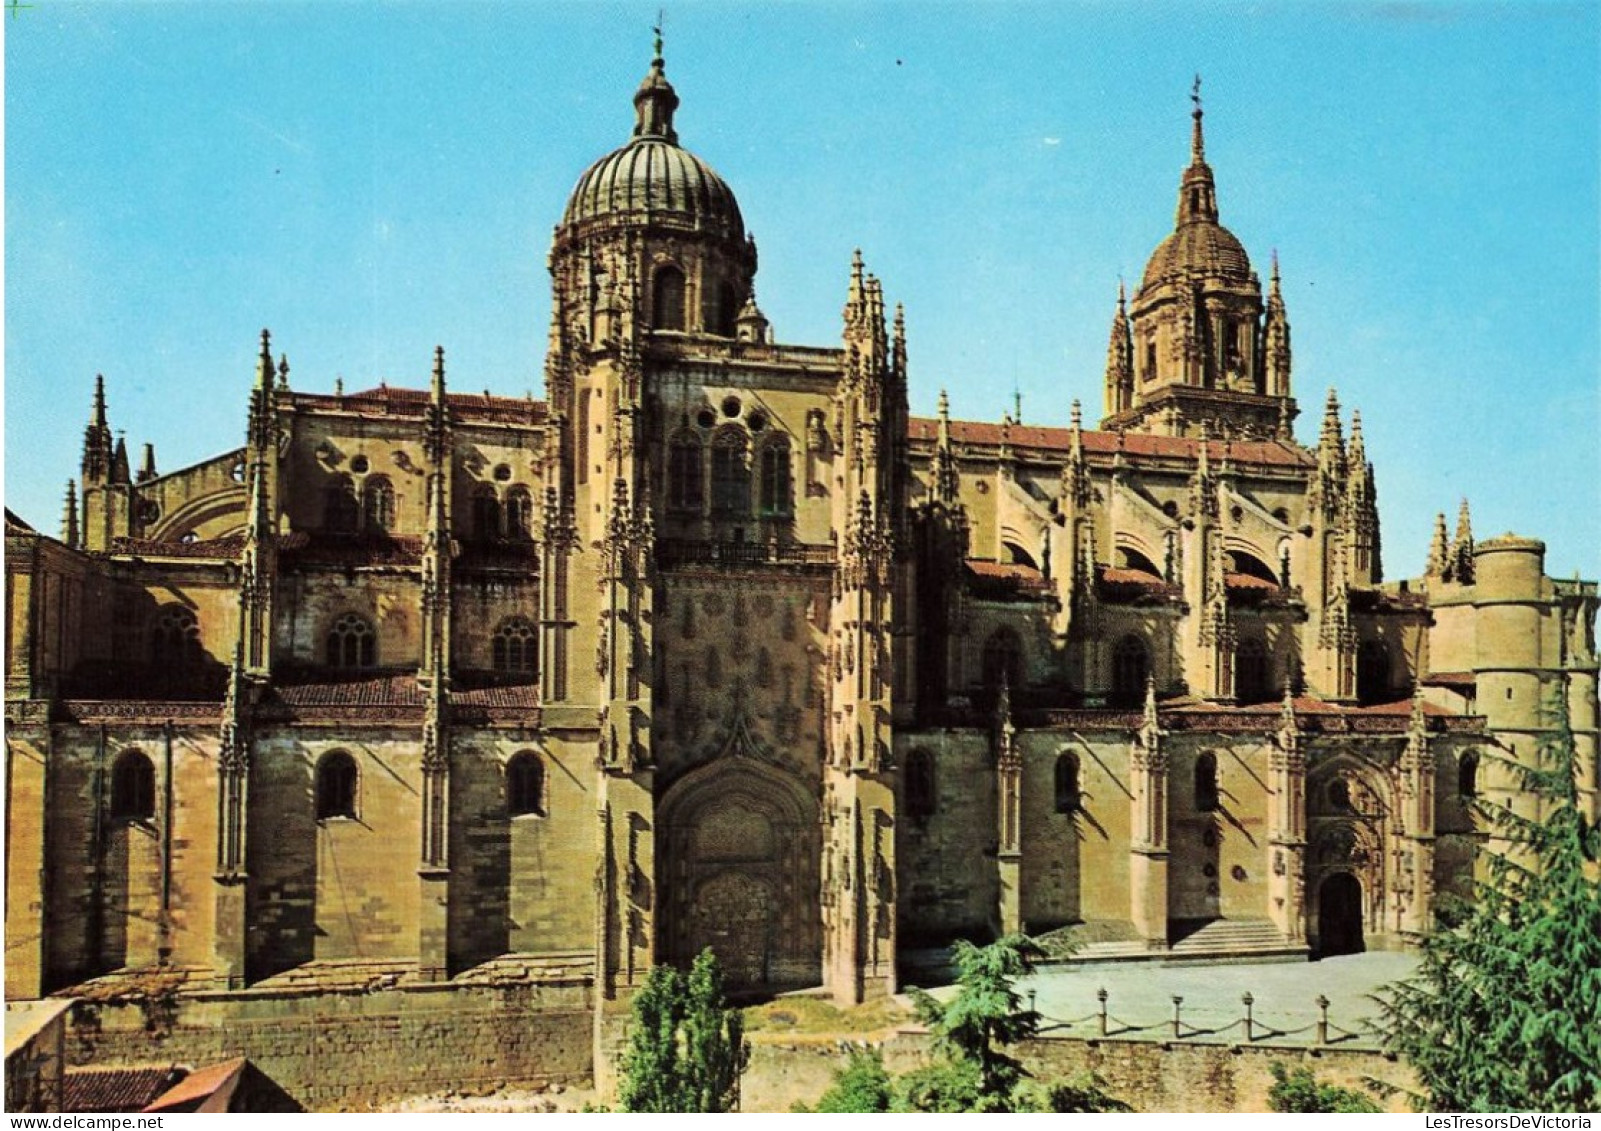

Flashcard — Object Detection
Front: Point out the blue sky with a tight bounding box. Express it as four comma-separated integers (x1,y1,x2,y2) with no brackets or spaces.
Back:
5,2,1597,578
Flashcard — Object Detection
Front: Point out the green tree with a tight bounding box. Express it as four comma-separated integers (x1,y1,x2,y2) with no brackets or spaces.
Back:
794,1048,894,1113
1377,693,1601,1112
617,948,751,1113
1267,1063,1381,1113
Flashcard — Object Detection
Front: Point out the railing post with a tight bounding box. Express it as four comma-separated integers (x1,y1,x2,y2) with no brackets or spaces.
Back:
1242,991,1255,1042
1315,994,1330,1046
1171,994,1184,1039
1097,987,1109,1036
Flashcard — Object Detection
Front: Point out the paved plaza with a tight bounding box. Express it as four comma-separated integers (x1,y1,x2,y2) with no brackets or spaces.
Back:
1012,952,1419,1048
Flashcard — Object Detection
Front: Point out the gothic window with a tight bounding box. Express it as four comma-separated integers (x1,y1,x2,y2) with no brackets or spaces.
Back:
472,484,501,541
493,617,538,676
1111,634,1150,707
1055,752,1081,814
981,627,1024,692
669,435,704,511
505,486,534,542
704,278,739,336
653,265,686,331
1459,750,1479,799
110,750,155,822
1235,638,1271,704
316,750,358,820
1144,340,1158,381
150,605,202,668
1195,751,1219,813
363,475,396,533
759,439,792,516
506,751,546,817
326,613,376,669
906,748,936,820
324,475,359,533
1356,640,1392,705
710,430,749,517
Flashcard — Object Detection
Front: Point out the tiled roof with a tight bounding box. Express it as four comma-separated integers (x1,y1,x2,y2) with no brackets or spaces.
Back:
908,417,1315,469
278,532,424,567
64,1067,185,1113
5,508,38,534
269,671,428,707
1423,671,1476,691
143,1058,247,1113
108,535,245,559
1224,571,1279,592
451,679,542,708
291,386,547,426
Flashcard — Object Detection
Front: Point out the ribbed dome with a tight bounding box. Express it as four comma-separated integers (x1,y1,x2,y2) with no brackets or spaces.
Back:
562,138,745,238
1141,221,1252,289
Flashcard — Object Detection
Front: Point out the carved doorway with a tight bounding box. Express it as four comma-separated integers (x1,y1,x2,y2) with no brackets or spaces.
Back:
1318,872,1365,956
659,760,821,993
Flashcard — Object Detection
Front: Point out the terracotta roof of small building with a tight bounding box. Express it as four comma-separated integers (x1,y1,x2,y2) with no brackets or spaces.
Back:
270,671,428,707
1423,671,1477,691
143,1057,247,1113
907,417,1313,469
64,1067,185,1113
278,532,424,567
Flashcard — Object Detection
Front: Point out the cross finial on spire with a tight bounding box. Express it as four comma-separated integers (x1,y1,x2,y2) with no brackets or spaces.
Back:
1192,73,1202,110
652,9,664,63
1190,73,1206,162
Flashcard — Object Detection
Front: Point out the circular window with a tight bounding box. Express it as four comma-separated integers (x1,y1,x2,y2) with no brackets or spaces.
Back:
1231,865,1248,882
721,396,741,418
697,408,717,429
1273,508,1291,525
351,454,370,474
748,410,767,433
230,459,246,483
1162,500,1179,519
493,463,512,482
179,531,199,544
139,500,161,524
1230,505,1244,522
1202,863,1217,878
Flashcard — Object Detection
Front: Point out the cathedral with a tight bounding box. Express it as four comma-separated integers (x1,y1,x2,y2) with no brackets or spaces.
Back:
6,38,1598,1024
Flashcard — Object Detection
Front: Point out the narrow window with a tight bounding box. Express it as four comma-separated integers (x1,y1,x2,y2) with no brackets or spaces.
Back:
1111,635,1150,707
316,751,359,820
711,431,749,517
1357,640,1392,705
507,751,546,817
327,613,376,669
1055,753,1081,814
505,486,534,542
493,617,538,676
906,749,936,820
110,750,156,821
364,476,396,533
982,628,1024,692
1235,639,1270,704
324,475,359,533
669,436,704,511
1459,750,1479,799
472,484,501,541
653,265,686,331
760,440,792,516
1195,751,1219,813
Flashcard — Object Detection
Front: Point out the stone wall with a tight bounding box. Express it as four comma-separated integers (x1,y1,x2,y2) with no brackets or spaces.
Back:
66,981,593,1112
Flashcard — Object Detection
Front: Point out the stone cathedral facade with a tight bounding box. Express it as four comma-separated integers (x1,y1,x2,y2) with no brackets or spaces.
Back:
6,45,1598,1022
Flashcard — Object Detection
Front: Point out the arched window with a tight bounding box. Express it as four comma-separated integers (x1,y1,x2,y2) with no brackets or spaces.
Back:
653,265,686,331
150,605,202,668
1459,750,1479,799
711,430,749,517
1055,752,1081,814
507,751,546,817
703,278,740,337
364,476,396,533
1195,751,1219,813
493,617,538,676
1357,640,1392,705
759,439,792,516
326,613,376,669
1235,638,1271,704
110,750,155,821
906,749,936,820
324,475,359,533
316,750,358,820
981,627,1024,692
505,486,534,542
669,435,704,511
472,484,501,541
1111,635,1149,707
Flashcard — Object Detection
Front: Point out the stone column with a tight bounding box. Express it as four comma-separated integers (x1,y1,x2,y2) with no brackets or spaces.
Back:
1128,686,1169,947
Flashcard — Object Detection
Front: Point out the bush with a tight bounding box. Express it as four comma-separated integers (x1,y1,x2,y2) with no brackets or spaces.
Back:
1268,1062,1381,1113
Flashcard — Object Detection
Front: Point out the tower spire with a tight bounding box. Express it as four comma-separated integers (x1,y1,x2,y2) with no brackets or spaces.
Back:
632,16,679,143
1175,76,1219,226
61,480,79,547
1426,512,1450,579
1190,73,1205,163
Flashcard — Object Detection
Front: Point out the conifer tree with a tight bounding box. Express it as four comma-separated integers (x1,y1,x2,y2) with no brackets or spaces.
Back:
1377,689,1601,1112
617,948,750,1113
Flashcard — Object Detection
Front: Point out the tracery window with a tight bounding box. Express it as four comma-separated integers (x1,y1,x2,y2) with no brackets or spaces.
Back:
493,617,538,676
1111,634,1150,707
150,605,202,668
759,439,793,516
472,484,501,541
110,750,156,822
506,751,546,817
1235,638,1271,704
1195,751,1220,813
505,486,534,542
653,265,686,331
316,750,358,820
326,613,376,669
906,749,936,820
668,435,704,511
324,475,359,533
1055,752,1081,814
710,430,749,517
364,476,396,533
1356,640,1392,705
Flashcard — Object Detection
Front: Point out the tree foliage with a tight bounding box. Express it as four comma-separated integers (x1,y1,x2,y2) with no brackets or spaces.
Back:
794,1048,894,1113
1377,694,1601,1112
1267,1062,1381,1113
618,948,751,1113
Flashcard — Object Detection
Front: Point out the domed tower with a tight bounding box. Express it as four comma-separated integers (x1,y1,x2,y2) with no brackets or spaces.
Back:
550,34,757,345
1103,81,1297,440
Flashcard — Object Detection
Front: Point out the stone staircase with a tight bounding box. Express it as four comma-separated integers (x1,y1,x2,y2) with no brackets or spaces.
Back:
1166,918,1306,964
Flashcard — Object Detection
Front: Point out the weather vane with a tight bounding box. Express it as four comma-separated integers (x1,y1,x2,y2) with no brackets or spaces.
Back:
653,10,665,59
1192,73,1202,111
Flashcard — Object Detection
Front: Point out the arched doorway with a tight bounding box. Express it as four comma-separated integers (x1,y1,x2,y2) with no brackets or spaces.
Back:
658,760,821,993
1318,872,1365,956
